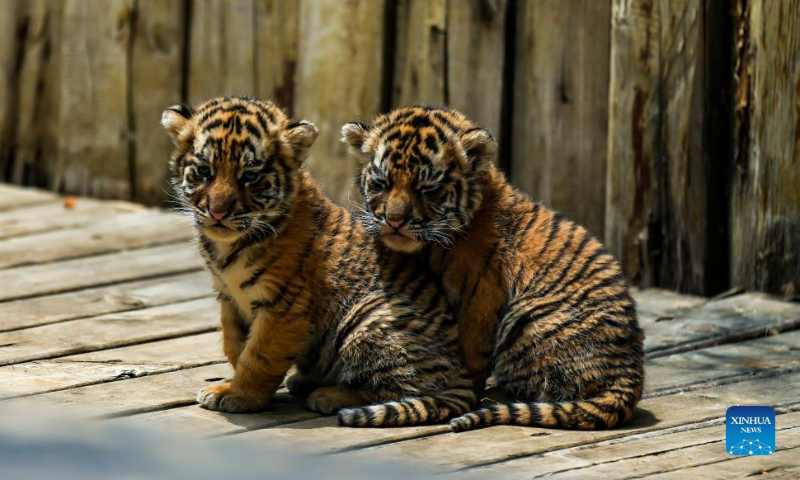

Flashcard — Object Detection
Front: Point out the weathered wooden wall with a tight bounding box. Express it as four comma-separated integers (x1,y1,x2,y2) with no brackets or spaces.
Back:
731,0,800,298
0,0,797,298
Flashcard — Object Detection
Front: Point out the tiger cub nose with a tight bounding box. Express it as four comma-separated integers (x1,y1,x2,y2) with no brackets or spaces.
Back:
210,209,229,221
386,217,406,229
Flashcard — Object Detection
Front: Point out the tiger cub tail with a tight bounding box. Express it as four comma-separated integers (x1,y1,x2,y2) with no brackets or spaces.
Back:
449,382,640,432
338,388,475,428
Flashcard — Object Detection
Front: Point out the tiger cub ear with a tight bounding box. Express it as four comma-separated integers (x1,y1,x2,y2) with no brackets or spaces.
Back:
341,122,372,161
460,127,497,172
283,120,319,163
161,104,195,148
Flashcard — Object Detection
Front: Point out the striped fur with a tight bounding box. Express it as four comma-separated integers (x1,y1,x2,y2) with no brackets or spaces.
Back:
343,106,645,431
162,98,474,427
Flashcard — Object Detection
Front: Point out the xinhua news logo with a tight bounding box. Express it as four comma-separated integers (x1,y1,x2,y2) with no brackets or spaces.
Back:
726,406,775,456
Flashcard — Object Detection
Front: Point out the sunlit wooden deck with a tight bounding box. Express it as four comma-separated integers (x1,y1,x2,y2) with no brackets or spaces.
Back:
1,183,798,478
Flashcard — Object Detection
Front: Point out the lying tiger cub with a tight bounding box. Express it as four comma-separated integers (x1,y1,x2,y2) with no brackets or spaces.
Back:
162,97,474,427
344,106,645,431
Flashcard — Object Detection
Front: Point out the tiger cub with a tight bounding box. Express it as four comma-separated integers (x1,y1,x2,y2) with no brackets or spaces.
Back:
162,97,474,427
342,106,645,431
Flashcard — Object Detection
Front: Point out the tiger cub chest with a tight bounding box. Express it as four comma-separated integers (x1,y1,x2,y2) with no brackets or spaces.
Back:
213,249,280,323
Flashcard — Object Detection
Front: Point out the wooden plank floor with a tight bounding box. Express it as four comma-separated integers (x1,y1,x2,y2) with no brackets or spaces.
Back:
1,183,798,478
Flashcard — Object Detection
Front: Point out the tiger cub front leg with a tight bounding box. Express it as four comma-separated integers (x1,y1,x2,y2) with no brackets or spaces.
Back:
198,312,310,413
219,297,247,368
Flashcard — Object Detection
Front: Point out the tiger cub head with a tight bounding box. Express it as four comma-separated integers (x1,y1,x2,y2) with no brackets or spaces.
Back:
342,106,496,253
162,97,318,243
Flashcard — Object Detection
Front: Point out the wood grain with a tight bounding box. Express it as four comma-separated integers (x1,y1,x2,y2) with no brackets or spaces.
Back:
131,0,186,204
605,0,661,287
392,0,447,106
56,0,134,199
0,297,219,366
446,0,507,145
254,0,300,110
0,197,143,240
0,210,191,268
0,271,210,332
511,0,610,239
8,0,63,189
0,332,223,398
0,242,202,302
343,371,800,470
187,0,256,103
294,0,385,203
731,0,800,298
475,411,800,478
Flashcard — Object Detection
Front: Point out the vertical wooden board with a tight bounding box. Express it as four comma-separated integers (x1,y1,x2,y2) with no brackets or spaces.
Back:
254,0,299,112
131,0,186,204
56,0,133,199
0,0,22,180
294,0,386,202
10,0,62,189
187,0,256,104
446,0,507,146
511,0,610,239
392,0,447,107
605,0,660,285
657,0,708,293
731,0,800,297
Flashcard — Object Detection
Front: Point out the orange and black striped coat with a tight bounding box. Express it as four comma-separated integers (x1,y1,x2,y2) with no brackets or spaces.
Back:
162,97,475,427
343,106,645,431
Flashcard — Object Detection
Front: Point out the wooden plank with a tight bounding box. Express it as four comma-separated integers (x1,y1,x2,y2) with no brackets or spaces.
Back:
341,371,800,470
227,415,449,452
131,0,185,204
0,297,218,366
9,363,232,416
392,0,447,106
294,0,385,203
646,329,800,393
0,197,144,240
0,184,58,211
640,431,800,479
731,0,800,298
0,1,20,179
8,0,63,189
511,0,610,239
446,0,507,153
102,322,800,455
0,271,210,332
633,287,707,316
0,210,191,269
641,292,800,356
187,0,256,103
56,0,133,199
0,331,223,398
606,0,720,294
254,0,300,110
605,0,660,286
122,399,320,436
0,242,202,302
472,411,800,478
657,0,710,293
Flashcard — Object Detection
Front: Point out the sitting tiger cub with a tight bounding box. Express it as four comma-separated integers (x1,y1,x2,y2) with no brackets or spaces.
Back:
343,106,645,431
162,97,474,426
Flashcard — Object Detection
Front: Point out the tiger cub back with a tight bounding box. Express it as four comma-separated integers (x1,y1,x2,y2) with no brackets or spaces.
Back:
343,106,645,431
163,97,474,427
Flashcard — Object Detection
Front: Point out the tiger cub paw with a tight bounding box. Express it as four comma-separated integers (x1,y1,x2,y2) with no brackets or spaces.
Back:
306,386,367,415
197,382,269,413
285,372,318,398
